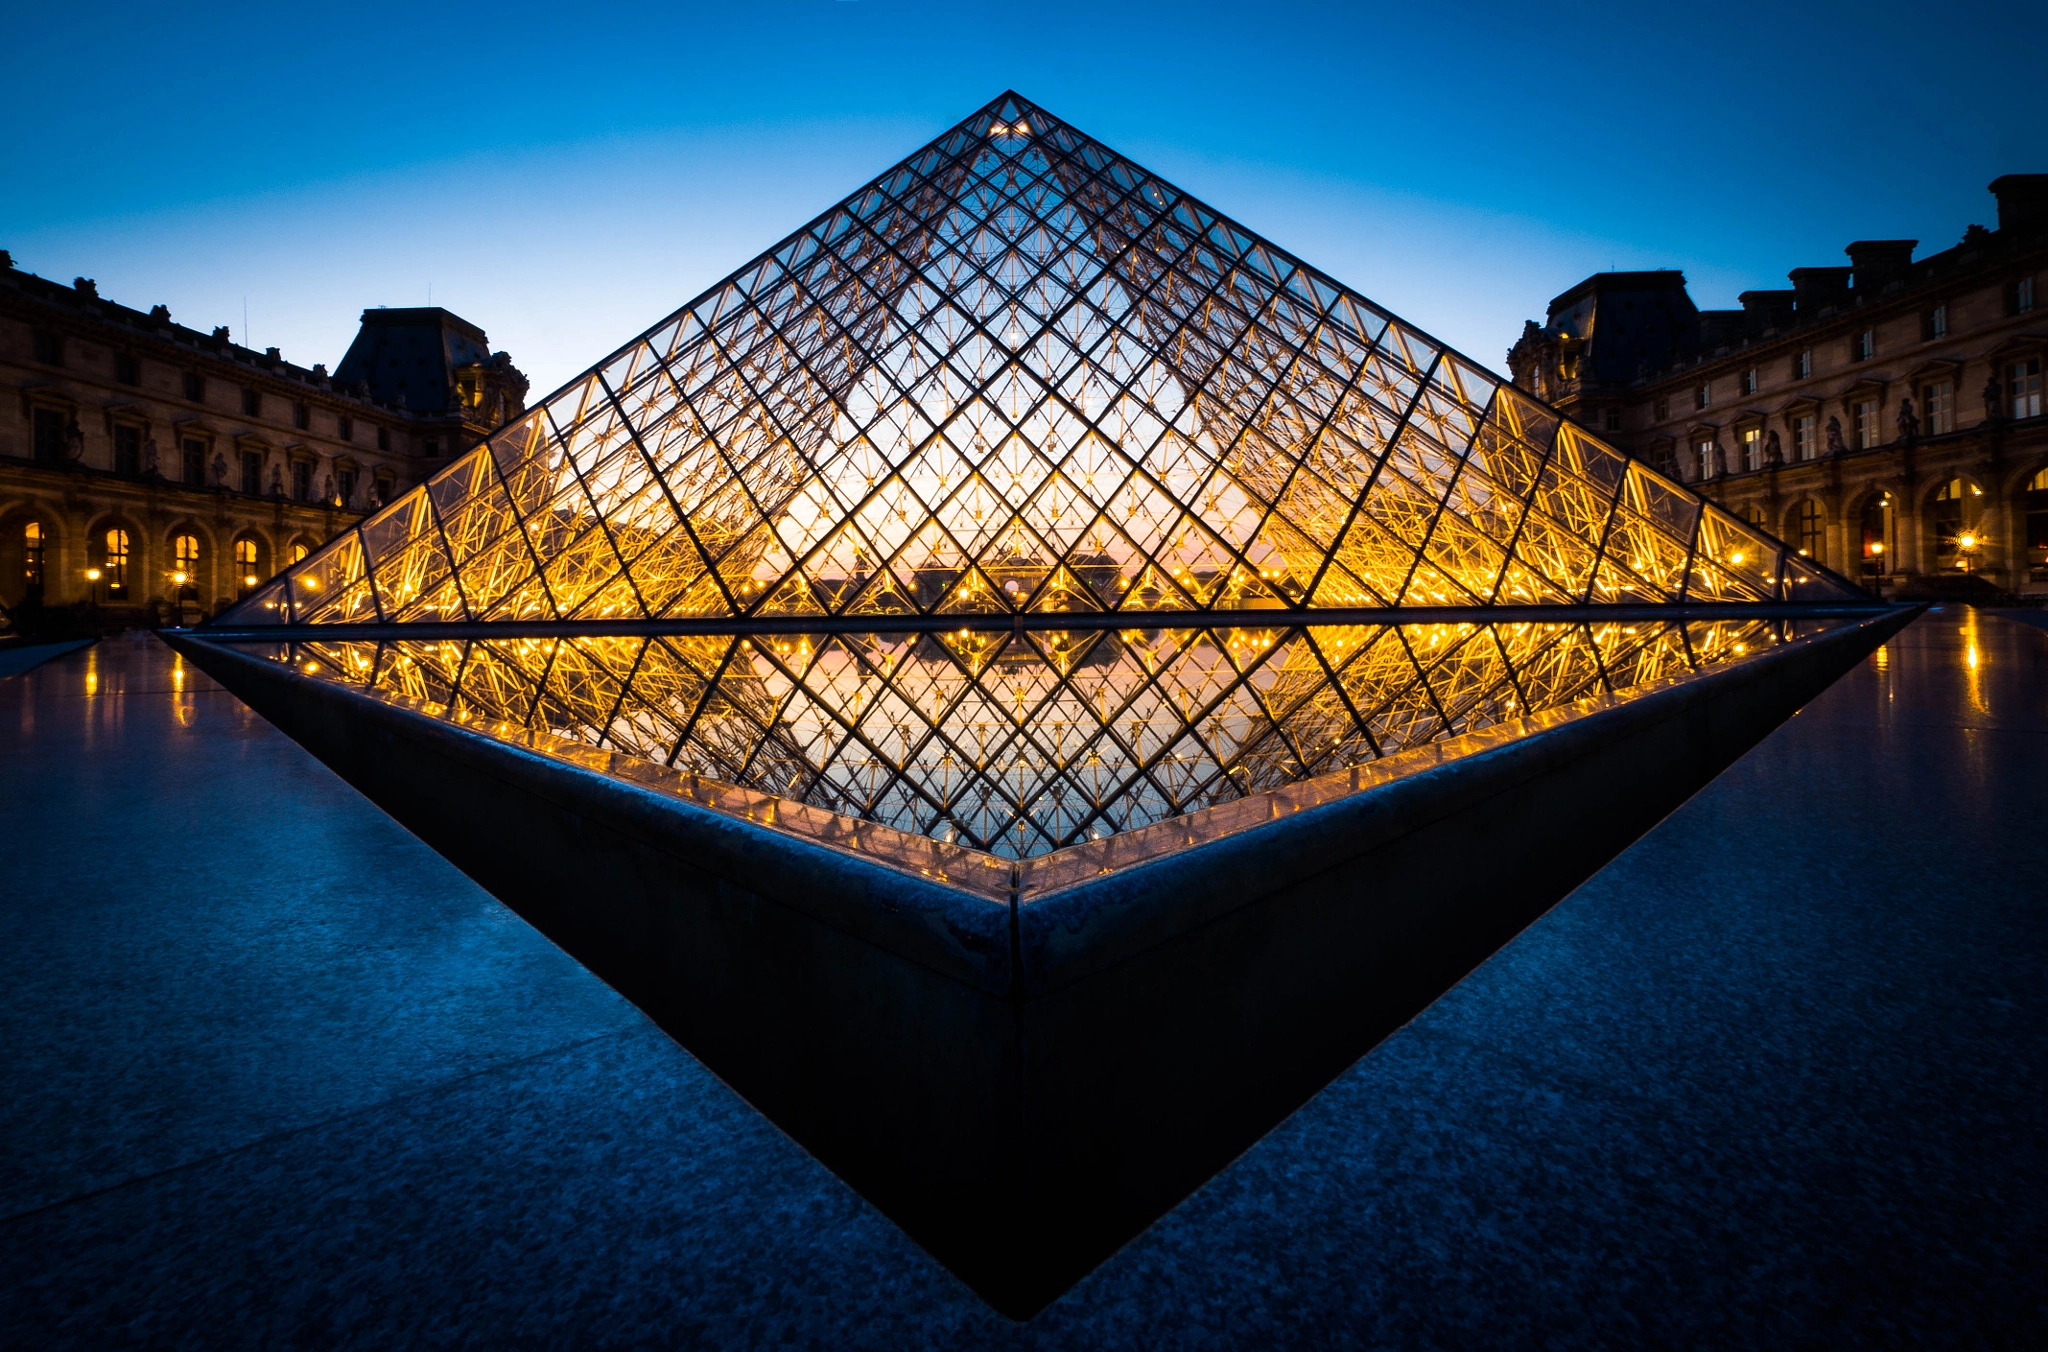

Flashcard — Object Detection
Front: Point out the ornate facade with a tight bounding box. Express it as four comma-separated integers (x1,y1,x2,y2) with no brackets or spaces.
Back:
0,252,526,630
1509,176,2048,599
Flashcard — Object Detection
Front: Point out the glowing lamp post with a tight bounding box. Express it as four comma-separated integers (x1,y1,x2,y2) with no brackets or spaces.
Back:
84,567,101,607
1957,533,1979,576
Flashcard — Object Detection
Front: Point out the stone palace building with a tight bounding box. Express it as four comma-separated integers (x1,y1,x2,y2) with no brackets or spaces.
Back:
1509,175,2048,600
0,252,527,631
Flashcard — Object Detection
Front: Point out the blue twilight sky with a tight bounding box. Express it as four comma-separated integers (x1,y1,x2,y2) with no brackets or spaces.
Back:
4,1,2042,394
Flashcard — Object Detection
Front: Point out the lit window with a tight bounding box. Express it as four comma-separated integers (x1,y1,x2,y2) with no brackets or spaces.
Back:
1924,381,1953,435
24,522,45,595
1793,413,1816,461
2011,358,2042,419
1852,399,1880,449
173,534,201,594
103,528,130,598
290,542,310,564
1795,500,1824,562
2026,467,2048,558
1932,478,1981,565
1740,427,1763,472
235,537,263,595
1696,439,1717,479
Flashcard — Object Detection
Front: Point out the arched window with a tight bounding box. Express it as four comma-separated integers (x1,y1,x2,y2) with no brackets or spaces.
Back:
1931,478,1983,568
103,528,131,598
234,536,267,597
1860,497,1892,577
173,533,202,598
2025,468,2048,577
23,522,46,601
289,541,311,565
1794,500,1825,562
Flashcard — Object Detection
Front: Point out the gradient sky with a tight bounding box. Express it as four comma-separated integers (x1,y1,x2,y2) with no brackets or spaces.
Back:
6,1,2042,394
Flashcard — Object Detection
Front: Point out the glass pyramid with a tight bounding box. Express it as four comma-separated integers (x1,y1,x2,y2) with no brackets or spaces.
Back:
212,92,1867,861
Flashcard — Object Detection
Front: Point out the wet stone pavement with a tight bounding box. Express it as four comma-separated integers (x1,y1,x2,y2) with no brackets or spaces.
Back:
1,613,2043,1349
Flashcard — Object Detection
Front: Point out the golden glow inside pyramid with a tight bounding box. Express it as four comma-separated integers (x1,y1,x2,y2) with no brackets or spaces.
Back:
215,92,1865,859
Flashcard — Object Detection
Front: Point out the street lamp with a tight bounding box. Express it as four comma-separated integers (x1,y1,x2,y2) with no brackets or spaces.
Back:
84,566,102,607
1957,532,1979,576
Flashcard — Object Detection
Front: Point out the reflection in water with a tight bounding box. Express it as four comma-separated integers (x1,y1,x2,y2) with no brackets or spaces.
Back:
251,618,1834,860
1961,610,1986,715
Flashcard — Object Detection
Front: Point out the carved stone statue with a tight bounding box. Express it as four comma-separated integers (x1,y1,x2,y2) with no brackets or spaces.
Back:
322,474,336,505
210,452,229,487
269,463,283,496
143,433,160,476
1765,429,1783,465
1984,373,2004,423
1825,415,1847,455
63,417,85,462
1896,397,1919,442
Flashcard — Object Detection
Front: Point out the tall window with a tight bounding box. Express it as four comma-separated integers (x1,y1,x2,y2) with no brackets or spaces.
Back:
242,388,261,416
1794,500,1824,561
291,461,312,502
181,438,207,486
2011,358,2043,419
33,330,63,366
1931,478,1981,568
31,408,66,464
1795,350,1813,380
1742,368,1758,395
235,537,263,596
1852,400,1880,450
337,468,358,506
1695,382,1711,410
1926,305,1948,339
1924,381,1954,435
1604,409,1621,431
183,372,205,403
1654,396,1670,421
115,351,140,385
2026,468,2048,567
1696,439,1717,480
113,425,141,475
103,528,130,598
1741,427,1763,471
23,522,46,599
172,534,201,596
290,542,310,564
376,425,390,451
1792,413,1817,461
292,402,310,431
1861,497,1891,576
1854,330,1875,362
337,415,354,442
2017,277,2036,314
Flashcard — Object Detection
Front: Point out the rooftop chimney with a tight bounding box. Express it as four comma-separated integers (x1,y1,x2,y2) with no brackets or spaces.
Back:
1989,175,2048,232
1844,241,1916,291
